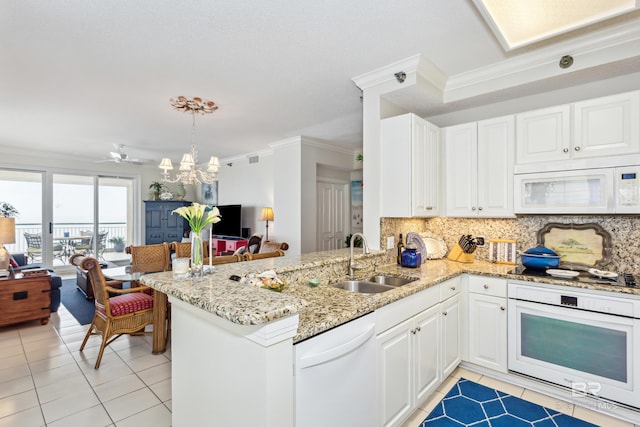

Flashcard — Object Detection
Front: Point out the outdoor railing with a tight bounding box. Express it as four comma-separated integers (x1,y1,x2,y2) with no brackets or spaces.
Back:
8,223,128,255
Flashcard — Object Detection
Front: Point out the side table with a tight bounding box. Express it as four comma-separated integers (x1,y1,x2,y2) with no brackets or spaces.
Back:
0,274,51,327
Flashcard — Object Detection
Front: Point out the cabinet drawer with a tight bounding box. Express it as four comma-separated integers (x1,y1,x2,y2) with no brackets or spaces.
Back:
376,285,439,334
439,277,460,301
468,275,506,298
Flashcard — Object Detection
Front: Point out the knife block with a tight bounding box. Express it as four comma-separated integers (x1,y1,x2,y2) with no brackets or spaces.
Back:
447,243,475,263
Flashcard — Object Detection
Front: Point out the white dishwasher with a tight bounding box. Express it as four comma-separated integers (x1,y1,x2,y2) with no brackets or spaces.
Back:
294,312,376,427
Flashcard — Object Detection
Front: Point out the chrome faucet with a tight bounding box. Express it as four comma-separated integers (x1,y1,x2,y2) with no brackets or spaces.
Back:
349,233,370,279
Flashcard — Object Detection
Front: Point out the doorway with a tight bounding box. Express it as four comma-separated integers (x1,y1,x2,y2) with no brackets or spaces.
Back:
316,179,349,251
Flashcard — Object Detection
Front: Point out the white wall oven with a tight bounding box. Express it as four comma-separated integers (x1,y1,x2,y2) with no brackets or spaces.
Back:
508,282,640,408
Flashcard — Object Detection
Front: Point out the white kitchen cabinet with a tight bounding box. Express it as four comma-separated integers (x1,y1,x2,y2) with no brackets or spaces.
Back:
440,293,461,379
467,276,508,373
516,91,640,165
445,116,514,217
377,304,440,427
380,113,441,217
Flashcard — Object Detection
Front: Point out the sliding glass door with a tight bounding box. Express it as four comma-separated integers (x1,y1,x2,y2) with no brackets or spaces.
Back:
0,169,44,263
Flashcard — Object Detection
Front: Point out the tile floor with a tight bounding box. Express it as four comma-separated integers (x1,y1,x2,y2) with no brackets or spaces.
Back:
0,305,171,427
2,304,638,427
400,367,640,427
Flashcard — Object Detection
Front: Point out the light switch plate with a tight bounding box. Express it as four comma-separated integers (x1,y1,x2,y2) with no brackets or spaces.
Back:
387,236,395,249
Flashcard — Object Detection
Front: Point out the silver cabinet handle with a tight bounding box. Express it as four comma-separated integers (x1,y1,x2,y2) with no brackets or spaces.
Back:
563,148,569,153
471,207,476,211
483,284,489,289
574,146,581,151
478,207,483,211
500,306,505,311
416,326,421,332
426,207,433,210
443,311,448,316
411,328,417,335
451,286,456,291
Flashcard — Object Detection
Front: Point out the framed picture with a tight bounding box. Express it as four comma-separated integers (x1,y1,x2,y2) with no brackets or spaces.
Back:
201,182,218,206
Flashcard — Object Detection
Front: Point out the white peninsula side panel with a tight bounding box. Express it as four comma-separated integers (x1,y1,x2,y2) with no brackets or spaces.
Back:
170,297,299,427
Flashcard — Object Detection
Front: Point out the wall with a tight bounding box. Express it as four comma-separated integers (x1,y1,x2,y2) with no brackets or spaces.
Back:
381,215,640,272
214,153,274,238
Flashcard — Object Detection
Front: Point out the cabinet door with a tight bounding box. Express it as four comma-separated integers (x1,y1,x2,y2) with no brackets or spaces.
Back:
412,119,441,217
381,114,413,217
440,294,461,379
468,293,507,372
445,123,478,216
573,91,640,159
515,105,570,164
477,116,514,217
413,304,440,406
377,318,413,427
145,202,165,244
163,202,185,242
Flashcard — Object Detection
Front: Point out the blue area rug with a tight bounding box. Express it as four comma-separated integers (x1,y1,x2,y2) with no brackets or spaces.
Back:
60,278,95,325
420,378,598,427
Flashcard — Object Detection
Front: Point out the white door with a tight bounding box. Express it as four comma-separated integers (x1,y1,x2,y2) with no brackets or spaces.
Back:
316,180,348,251
515,105,570,164
440,294,461,379
477,115,514,217
445,123,477,216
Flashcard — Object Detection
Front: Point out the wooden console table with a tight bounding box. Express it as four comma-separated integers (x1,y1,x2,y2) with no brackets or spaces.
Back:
0,274,51,327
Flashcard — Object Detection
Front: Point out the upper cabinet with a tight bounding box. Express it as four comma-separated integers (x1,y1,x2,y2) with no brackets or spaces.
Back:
380,113,442,218
445,116,515,218
516,91,640,166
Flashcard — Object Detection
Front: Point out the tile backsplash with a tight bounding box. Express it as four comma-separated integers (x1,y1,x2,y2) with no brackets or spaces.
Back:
381,215,640,272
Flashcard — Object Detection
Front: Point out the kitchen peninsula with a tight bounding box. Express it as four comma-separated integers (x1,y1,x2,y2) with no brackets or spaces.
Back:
141,249,640,426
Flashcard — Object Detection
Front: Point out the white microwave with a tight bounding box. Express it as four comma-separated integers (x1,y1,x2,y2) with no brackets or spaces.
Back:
514,166,640,214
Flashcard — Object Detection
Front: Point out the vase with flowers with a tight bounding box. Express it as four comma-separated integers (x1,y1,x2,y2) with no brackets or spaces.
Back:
172,202,221,277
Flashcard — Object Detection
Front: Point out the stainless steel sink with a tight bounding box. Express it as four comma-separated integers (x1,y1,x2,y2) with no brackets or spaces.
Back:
332,280,395,294
366,275,416,287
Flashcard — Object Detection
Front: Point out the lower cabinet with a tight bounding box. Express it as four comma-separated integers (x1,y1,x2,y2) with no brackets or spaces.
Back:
440,293,461,379
467,276,508,372
377,304,440,427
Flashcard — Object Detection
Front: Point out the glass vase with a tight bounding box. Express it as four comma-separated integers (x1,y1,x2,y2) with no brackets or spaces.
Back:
190,231,204,278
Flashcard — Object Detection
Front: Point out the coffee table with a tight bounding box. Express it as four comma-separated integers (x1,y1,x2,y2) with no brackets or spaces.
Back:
102,267,168,355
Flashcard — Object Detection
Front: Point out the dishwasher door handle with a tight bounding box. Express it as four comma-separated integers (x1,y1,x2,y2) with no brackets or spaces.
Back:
298,324,375,369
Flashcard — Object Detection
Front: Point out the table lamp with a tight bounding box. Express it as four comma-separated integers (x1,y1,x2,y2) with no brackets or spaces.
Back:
0,217,16,270
259,207,274,241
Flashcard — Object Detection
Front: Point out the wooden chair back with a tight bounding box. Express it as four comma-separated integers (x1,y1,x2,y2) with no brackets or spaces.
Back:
243,250,285,261
204,254,241,265
127,243,171,273
171,240,209,259
81,257,114,313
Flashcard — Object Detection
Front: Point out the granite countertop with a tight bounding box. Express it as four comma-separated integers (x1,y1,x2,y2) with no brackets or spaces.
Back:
141,249,640,343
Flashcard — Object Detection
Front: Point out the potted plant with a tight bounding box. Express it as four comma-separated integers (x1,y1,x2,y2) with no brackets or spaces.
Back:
148,181,165,200
109,236,126,252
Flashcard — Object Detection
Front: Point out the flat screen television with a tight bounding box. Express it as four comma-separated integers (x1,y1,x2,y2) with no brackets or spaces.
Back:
211,204,242,238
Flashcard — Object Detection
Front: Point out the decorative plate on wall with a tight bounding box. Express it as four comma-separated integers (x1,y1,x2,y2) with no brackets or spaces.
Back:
537,222,612,269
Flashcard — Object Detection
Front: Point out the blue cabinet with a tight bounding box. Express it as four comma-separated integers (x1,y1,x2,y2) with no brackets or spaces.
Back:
144,201,191,244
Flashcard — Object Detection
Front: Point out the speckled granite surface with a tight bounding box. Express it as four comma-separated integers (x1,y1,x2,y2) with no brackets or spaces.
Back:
141,249,640,343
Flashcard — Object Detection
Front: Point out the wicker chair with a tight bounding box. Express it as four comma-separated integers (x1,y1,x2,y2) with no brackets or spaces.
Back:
79,257,155,369
171,240,208,259
23,232,43,263
126,243,171,277
243,249,285,261
204,254,242,265
73,230,93,255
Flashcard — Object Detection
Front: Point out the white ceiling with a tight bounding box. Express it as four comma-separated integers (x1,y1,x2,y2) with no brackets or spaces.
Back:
1,0,640,166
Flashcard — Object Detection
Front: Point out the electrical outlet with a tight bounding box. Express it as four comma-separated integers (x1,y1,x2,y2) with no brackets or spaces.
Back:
387,236,395,249
476,236,486,247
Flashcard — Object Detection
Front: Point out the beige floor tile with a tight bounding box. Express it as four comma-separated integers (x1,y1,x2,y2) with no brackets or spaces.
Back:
418,390,445,414
521,389,574,415
24,344,70,363
0,360,30,383
31,361,84,388
149,378,172,402
102,388,162,422
477,375,525,398
82,360,135,387
0,376,34,400
93,374,147,403
137,361,171,386
164,399,172,411
573,405,635,427
124,353,168,372
435,375,458,394
399,408,428,427
47,403,113,427
28,352,77,374
115,403,172,427
451,366,482,382
0,406,45,427
36,374,93,404
0,389,39,418
40,388,100,424
0,342,24,359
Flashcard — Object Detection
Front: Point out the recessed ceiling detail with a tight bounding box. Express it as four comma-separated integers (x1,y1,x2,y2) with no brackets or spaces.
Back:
473,0,640,51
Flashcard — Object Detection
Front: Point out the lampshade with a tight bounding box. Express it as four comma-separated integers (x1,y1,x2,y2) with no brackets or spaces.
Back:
159,158,174,171
259,207,274,222
0,217,16,244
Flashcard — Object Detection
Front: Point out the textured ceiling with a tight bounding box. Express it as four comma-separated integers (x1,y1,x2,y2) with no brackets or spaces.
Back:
1,0,639,165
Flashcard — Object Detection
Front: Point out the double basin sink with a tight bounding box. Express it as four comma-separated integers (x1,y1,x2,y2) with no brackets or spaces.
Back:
332,275,417,294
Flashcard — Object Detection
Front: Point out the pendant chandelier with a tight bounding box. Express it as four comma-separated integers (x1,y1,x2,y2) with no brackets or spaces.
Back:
159,96,221,185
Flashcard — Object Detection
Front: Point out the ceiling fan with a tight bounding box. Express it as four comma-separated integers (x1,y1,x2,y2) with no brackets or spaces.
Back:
100,144,146,165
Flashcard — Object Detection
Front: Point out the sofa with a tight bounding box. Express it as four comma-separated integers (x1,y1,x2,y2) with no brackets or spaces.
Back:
11,253,62,312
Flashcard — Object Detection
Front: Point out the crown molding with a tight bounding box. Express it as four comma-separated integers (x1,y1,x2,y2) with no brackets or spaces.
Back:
352,54,447,93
